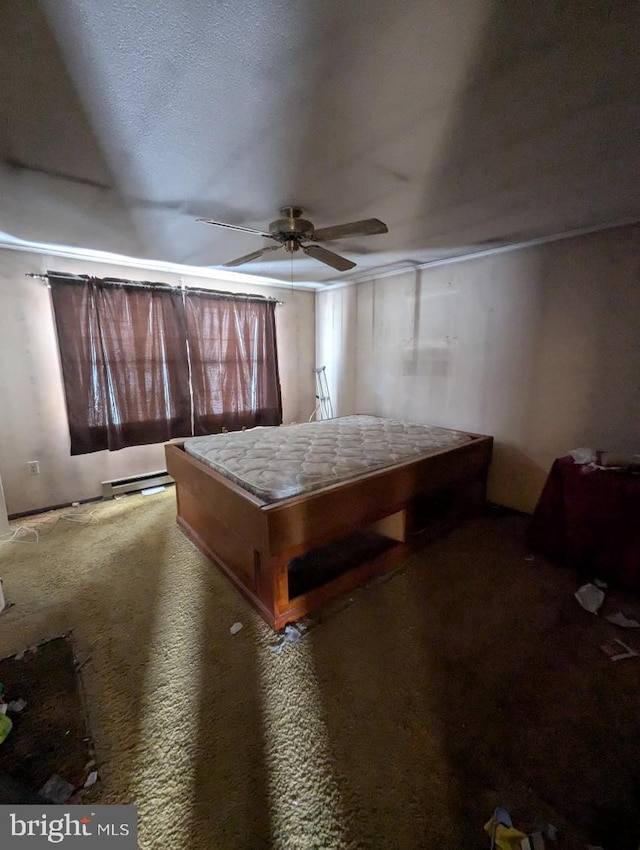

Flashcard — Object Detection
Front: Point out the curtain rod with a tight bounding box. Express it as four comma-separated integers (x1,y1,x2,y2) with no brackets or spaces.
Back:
25,271,284,304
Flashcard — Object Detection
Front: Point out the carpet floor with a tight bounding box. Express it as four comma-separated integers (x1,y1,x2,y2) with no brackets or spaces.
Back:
0,490,639,849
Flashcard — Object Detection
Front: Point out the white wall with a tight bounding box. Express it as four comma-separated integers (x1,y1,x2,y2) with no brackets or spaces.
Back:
0,249,316,515
316,224,640,513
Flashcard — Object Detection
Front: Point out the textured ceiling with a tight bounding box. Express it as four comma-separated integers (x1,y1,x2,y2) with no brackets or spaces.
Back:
1,0,638,284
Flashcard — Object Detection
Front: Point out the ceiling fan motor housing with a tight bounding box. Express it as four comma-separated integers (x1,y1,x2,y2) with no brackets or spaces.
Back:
269,206,314,243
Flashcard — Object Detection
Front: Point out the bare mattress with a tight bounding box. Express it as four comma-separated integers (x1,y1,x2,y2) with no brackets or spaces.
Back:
183,415,472,503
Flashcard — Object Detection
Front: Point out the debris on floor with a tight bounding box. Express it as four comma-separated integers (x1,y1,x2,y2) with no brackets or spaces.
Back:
0,712,12,744
74,651,92,672
7,698,27,714
574,583,605,614
0,577,15,614
141,485,166,496
270,621,309,653
39,773,75,803
0,526,36,544
484,808,527,849
536,823,557,842
519,832,546,850
229,622,243,635
600,638,638,661
573,577,640,656
59,509,98,525
605,610,640,629
484,809,558,849
83,770,98,788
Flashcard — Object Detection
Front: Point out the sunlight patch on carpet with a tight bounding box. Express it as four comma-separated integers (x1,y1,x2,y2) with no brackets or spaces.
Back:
126,537,205,841
258,640,352,850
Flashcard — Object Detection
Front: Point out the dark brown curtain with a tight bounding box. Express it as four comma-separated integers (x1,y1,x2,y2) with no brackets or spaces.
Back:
185,292,282,435
50,277,191,454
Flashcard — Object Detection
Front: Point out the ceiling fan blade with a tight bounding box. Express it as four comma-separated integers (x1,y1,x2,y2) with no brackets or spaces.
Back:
311,218,388,242
198,218,274,239
303,244,356,271
222,245,281,267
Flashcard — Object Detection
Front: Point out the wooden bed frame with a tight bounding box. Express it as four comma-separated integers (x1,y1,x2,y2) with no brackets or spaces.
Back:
165,431,493,629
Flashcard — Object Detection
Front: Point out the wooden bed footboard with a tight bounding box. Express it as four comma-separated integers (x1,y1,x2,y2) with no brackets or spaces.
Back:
166,433,493,629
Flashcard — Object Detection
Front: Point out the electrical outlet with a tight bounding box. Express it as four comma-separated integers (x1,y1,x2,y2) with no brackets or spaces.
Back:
27,460,40,475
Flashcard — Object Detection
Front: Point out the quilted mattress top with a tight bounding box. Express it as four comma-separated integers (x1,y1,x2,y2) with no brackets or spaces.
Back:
183,415,472,503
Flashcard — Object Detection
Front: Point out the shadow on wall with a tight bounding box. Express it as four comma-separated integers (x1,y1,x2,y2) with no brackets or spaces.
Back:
316,223,640,515
488,444,548,513
419,0,640,250
525,225,640,452
580,227,640,451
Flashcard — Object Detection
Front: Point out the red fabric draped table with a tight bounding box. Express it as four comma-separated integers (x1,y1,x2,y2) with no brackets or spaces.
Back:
528,456,640,591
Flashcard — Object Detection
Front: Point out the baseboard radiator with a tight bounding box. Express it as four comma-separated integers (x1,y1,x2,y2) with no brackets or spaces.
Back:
101,470,174,500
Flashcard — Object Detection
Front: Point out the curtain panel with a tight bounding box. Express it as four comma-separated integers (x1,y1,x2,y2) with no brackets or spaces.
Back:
50,278,191,454
50,276,282,455
185,293,282,435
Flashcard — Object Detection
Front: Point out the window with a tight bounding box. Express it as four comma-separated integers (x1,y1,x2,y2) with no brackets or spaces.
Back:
50,275,282,455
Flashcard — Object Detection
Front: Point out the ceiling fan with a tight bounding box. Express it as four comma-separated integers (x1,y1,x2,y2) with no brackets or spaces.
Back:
198,206,388,271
